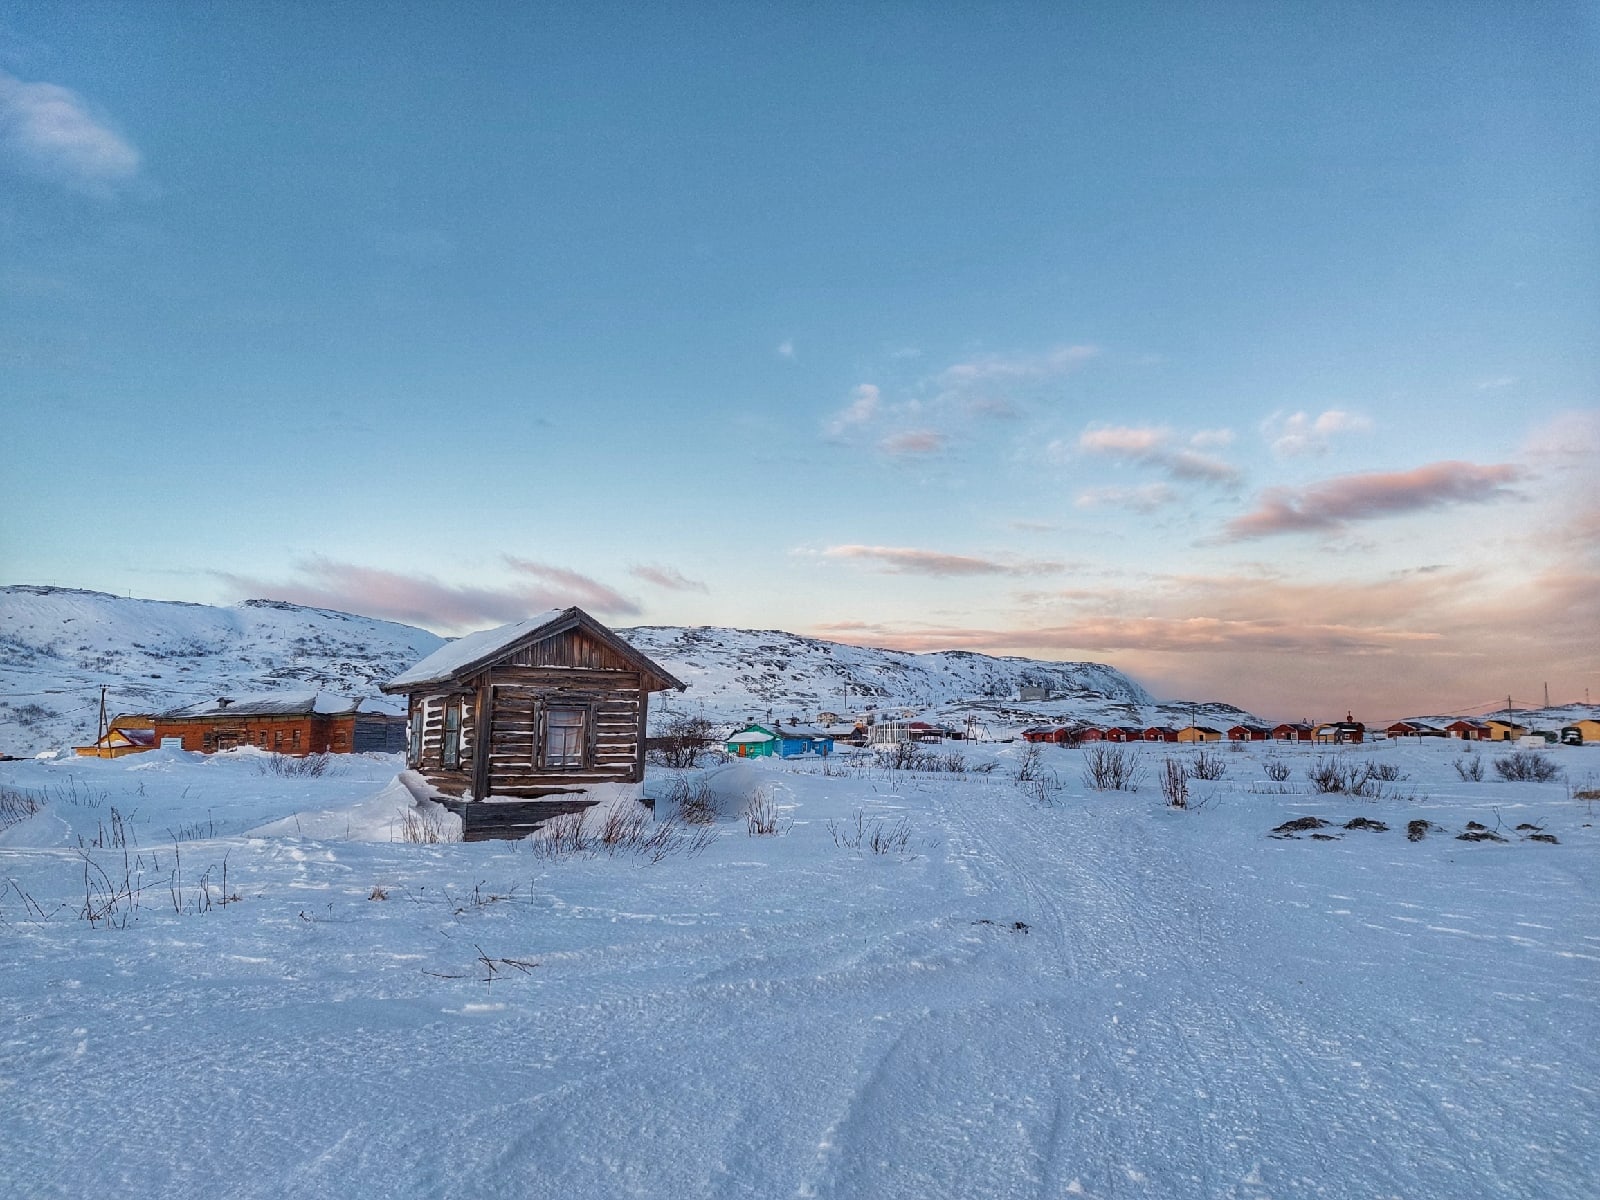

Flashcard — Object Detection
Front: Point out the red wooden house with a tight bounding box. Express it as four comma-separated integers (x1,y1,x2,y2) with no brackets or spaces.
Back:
1142,727,1178,742
1227,725,1271,741
1272,723,1314,742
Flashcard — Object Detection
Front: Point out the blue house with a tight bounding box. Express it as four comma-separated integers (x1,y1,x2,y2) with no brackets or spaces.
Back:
773,725,834,757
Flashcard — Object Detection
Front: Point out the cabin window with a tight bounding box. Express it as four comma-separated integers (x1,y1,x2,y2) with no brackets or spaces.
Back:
442,699,462,769
543,706,587,768
407,707,424,767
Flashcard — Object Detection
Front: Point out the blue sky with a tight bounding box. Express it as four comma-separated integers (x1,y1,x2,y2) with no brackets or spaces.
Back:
2,2,1595,721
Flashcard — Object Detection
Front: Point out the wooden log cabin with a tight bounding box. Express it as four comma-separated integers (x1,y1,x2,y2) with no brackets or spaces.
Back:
381,607,686,806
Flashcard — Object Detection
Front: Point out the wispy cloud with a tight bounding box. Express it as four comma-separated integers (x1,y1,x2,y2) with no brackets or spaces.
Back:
824,383,880,437
880,429,947,457
629,563,709,593
218,555,639,633
0,69,140,194
777,339,795,359
1262,409,1373,457
819,545,1064,577
939,344,1098,388
1077,424,1240,486
1225,460,1523,540
1075,483,1175,512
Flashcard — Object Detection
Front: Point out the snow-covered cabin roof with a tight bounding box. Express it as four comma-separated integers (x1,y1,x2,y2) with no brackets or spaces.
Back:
382,606,686,694
726,730,777,744
160,691,398,719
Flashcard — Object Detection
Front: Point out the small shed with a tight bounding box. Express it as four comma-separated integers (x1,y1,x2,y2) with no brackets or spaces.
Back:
381,607,686,804
75,725,157,758
1560,719,1600,745
1314,719,1365,745
726,724,778,758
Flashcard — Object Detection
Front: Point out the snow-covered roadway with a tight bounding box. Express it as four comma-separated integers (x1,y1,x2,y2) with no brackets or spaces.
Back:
1,741,1594,1198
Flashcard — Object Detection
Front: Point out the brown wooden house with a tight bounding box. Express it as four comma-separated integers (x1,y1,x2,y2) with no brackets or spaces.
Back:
1142,726,1178,742
1227,724,1271,741
380,607,685,803
149,693,406,755
1272,723,1314,742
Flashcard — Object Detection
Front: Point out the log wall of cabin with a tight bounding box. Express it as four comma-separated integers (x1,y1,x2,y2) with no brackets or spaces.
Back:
481,666,645,798
411,690,476,796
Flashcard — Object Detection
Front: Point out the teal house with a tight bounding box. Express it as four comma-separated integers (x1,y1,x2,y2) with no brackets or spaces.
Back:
725,724,778,758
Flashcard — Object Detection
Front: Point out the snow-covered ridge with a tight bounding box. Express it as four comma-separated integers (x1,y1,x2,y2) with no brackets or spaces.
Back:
0,586,1251,753
0,586,445,753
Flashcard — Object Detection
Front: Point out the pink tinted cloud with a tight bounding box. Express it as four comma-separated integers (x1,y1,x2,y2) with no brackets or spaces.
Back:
1226,461,1523,539
218,556,638,632
629,563,709,593
1077,424,1240,486
880,429,947,456
821,545,1062,577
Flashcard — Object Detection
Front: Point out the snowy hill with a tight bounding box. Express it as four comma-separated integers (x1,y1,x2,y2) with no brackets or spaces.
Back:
617,624,1254,733
0,586,445,753
0,586,1255,753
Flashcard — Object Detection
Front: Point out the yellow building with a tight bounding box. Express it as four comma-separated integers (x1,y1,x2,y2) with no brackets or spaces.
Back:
74,726,157,758
1176,725,1222,742
1481,719,1528,741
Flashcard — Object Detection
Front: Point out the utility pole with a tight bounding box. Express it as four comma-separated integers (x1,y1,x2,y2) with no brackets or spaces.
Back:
96,684,108,748
1544,681,1550,709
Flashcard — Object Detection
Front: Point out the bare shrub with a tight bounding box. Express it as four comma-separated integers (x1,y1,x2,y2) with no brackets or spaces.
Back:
1189,750,1227,780
664,776,718,824
1493,750,1561,783
940,751,966,773
527,809,714,863
1082,744,1144,792
397,806,460,843
257,753,334,778
1308,756,1416,800
0,784,43,830
1015,743,1046,783
876,741,938,772
1263,758,1292,782
828,810,912,854
744,787,779,836
647,712,715,768
1453,755,1484,782
1307,756,1361,794
1159,758,1189,808
600,806,647,846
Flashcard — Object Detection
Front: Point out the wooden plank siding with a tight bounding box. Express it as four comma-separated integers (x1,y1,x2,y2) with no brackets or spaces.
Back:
386,607,684,812
408,670,651,799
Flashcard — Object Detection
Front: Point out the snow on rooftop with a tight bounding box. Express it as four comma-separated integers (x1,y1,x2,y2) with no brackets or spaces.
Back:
163,691,394,718
384,609,567,690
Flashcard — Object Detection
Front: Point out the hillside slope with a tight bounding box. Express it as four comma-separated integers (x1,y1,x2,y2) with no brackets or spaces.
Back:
0,587,1254,752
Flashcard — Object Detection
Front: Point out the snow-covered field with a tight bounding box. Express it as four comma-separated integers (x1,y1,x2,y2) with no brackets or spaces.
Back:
2,739,1596,1199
